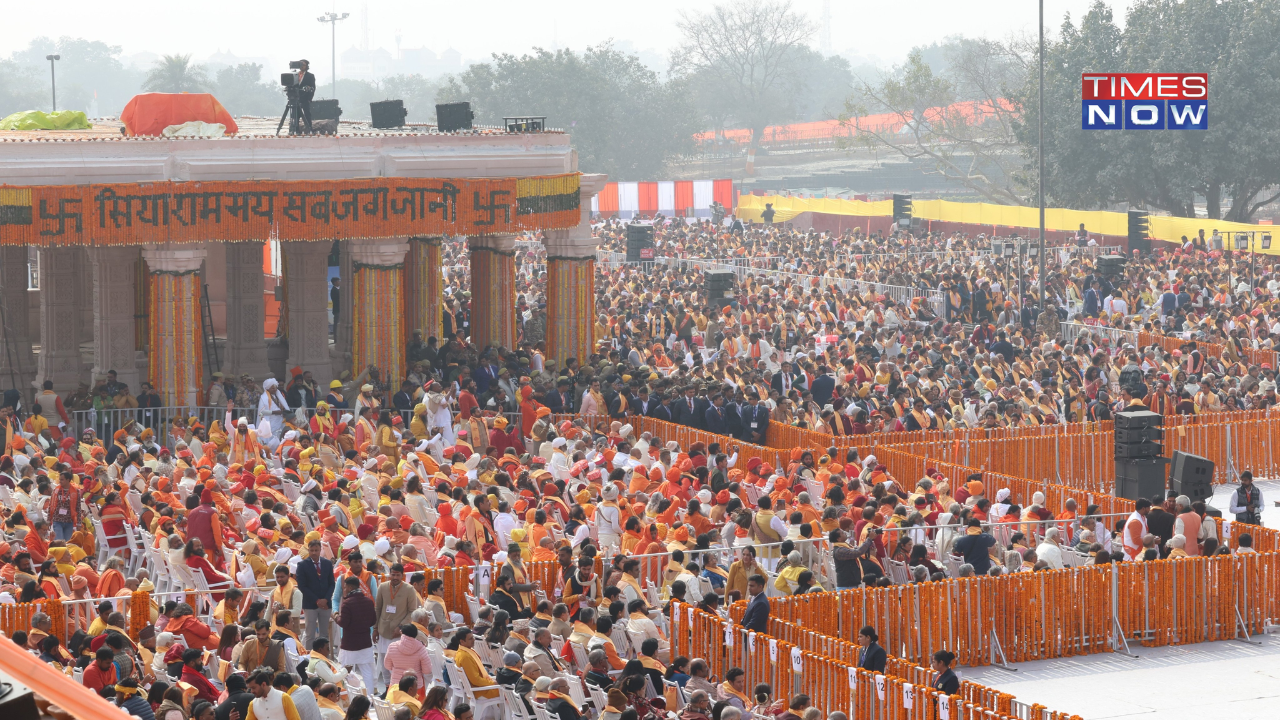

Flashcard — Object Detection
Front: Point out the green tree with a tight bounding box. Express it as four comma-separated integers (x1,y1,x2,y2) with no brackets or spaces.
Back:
437,44,697,180
1019,0,1280,221
143,54,211,93
0,59,45,116
381,74,443,122
671,0,816,150
213,63,283,117
10,36,142,116
845,41,1027,205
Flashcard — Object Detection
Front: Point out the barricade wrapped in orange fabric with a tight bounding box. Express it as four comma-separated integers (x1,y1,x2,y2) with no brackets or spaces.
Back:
120,92,239,136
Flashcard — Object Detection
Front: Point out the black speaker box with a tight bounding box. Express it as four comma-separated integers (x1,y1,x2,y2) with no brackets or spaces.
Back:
1170,451,1214,502
370,99,408,129
706,272,736,291
311,99,342,121
436,101,474,132
1115,442,1163,458
1115,427,1163,443
625,224,655,262
1115,410,1163,429
1115,457,1168,500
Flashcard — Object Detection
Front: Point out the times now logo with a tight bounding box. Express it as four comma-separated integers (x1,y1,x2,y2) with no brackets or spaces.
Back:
1081,73,1208,130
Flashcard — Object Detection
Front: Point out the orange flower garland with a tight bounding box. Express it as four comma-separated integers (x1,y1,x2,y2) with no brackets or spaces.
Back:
45,598,65,643
129,590,151,640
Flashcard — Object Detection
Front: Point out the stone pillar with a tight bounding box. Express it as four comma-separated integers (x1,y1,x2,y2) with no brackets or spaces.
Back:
350,238,410,383
142,245,206,407
89,247,143,394
225,241,270,381
404,236,444,342
0,247,36,392
35,246,85,392
468,234,516,351
545,173,608,367
281,241,332,385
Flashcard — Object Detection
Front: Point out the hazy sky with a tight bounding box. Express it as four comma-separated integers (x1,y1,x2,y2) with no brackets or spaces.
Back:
4,0,1133,73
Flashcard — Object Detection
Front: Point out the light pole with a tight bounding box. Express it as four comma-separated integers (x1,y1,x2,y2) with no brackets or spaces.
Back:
46,54,60,112
317,11,350,100
1037,0,1047,310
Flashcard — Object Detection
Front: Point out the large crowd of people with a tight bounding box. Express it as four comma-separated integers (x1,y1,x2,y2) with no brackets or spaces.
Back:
0,215,1272,720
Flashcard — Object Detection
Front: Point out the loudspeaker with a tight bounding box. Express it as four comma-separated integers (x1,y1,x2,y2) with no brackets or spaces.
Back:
1097,254,1127,276
1114,441,1162,459
706,272,736,292
311,99,342,121
1115,426,1163,443
370,99,407,129
1115,457,1168,500
0,666,38,720
436,102,474,132
625,224,655,262
1115,410,1163,429
1170,451,1214,502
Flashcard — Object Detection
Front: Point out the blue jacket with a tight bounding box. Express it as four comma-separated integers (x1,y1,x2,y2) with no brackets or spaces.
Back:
739,403,771,443
295,556,335,610
740,592,770,632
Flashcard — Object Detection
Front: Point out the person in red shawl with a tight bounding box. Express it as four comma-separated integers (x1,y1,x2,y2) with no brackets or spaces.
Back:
167,602,219,650
186,488,226,572
183,538,231,602
179,647,221,704
56,438,84,473
99,492,132,558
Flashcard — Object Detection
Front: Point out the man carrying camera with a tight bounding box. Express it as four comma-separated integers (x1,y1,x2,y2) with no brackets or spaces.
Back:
1230,471,1264,526
291,59,316,132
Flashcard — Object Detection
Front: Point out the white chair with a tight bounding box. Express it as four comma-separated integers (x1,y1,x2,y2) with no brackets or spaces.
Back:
501,688,533,720
126,490,145,518
625,628,649,657
587,683,609,713
370,697,396,720
569,642,590,672
561,673,587,708
665,680,687,712
465,594,483,624
448,660,504,720
643,580,662,608
610,625,634,660
532,702,555,720
886,559,911,585
282,480,300,502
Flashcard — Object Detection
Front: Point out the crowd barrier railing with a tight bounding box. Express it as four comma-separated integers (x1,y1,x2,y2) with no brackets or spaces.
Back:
673,602,1081,720
726,519,1280,670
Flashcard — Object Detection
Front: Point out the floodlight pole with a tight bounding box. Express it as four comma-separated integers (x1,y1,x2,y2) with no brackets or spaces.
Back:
46,54,60,112
318,11,350,100
1038,0,1047,309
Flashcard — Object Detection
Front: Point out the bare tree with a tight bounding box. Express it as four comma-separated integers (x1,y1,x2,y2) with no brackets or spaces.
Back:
842,39,1029,205
672,0,816,151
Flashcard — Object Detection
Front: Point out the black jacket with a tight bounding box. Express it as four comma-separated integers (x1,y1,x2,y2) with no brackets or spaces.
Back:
810,374,836,407
295,557,335,609
932,668,959,695
739,403,770,443
547,696,582,720
858,642,887,672
740,592,770,632
648,402,674,422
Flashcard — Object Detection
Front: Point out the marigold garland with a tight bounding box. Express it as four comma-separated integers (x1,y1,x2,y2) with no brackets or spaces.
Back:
45,598,65,643
129,590,151,640
0,174,580,247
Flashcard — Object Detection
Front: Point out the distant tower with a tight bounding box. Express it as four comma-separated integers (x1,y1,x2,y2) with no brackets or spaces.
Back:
821,0,832,55
395,31,402,60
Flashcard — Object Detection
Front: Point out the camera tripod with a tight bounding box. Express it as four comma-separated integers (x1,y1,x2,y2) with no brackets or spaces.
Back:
275,88,312,136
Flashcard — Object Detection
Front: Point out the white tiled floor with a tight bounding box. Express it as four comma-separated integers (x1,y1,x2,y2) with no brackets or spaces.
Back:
962,480,1280,719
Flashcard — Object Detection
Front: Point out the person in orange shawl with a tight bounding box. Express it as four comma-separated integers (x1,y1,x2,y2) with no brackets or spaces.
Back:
152,477,184,510
96,555,127,597
167,602,219,650
23,518,50,565
619,517,645,555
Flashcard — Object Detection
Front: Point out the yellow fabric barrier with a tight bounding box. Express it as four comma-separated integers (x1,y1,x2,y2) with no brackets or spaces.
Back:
738,194,1276,251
